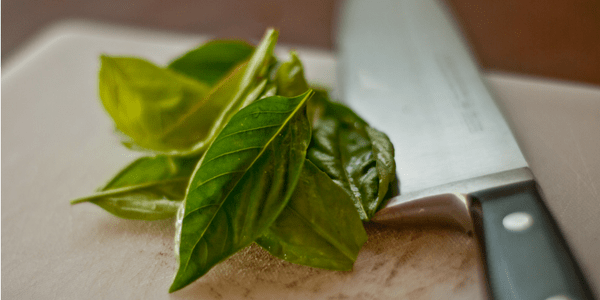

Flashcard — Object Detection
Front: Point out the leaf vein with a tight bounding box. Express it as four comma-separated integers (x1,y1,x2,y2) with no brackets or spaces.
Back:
203,147,263,164
183,203,221,217
247,109,296,115
71,177,189,204
191,170,246,191
216,124,282,140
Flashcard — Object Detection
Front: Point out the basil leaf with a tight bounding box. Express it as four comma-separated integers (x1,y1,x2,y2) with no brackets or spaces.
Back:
307,91,396,221
70,155,200,220
99,29,278,154
168,40,254,86
275,51,309,97
256,159,367,271
170,91,313,292
365,126,396,206
99,56,212,152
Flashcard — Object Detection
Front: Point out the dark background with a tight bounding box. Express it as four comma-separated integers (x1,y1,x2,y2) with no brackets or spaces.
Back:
3,0,599,86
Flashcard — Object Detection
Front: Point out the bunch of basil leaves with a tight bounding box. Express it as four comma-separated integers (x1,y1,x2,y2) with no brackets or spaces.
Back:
71,29,396,293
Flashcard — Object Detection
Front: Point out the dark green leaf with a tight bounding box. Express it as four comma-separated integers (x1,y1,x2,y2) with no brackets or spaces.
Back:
70,155,200,220
99,29,278,154
307,91,396,220
366,126,396,205
170,91,313,292
256,159,367,270
168,40,254,86
275,51,309,97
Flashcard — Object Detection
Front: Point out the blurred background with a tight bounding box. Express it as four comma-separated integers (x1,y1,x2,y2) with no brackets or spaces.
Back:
2,0,599,86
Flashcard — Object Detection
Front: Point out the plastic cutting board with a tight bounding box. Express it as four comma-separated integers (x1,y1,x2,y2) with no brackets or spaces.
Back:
3,21,599,299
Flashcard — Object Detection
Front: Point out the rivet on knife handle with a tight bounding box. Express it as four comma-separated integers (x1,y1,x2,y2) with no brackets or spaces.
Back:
470,181,594,300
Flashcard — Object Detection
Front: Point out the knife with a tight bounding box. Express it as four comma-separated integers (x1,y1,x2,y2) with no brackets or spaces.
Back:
336,0,594,299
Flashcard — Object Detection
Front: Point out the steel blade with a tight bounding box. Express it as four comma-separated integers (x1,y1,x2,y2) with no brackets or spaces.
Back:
336,0,527,194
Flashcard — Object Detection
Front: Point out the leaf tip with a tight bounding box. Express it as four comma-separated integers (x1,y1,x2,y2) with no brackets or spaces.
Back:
265,27,279,38
69,197,88,205
168,270,193,293
168,271,184,293
167,284,180,294
99,54,114,65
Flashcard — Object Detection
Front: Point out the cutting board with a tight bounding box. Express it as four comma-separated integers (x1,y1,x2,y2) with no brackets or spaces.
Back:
3,21,599,299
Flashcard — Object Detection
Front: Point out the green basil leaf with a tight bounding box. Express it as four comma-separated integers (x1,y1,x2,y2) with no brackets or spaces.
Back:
275,51,309,97
99,29,278,154
365,126,396,206
99,56,212,152
256,159,367,271
70,155,200,220
307,91,396,221
170,91,313,292
168,40,254,86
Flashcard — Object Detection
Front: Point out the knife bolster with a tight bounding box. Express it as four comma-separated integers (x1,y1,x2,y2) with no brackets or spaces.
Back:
372,167,533,232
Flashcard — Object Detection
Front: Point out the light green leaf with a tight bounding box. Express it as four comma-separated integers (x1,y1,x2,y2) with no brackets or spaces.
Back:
170,91,313,292
275,51,309,97
70,155,200,220
307,90,396,220
256,159,367,270
99,56,211,152
168,40,254,86
99,29,279,154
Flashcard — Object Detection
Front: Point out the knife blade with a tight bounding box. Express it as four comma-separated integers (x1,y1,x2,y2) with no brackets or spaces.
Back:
336,0,594,299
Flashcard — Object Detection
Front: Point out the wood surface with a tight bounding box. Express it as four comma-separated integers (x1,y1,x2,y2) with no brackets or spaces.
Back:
2,0,599,86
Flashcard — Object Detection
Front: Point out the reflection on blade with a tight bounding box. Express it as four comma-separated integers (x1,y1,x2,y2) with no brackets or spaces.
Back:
337,0,527,193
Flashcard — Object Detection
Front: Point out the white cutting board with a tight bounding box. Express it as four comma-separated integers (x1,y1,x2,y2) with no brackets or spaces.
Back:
3,21,599,299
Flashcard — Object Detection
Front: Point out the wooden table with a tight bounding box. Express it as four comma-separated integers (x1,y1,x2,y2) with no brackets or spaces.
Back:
2,0,600,86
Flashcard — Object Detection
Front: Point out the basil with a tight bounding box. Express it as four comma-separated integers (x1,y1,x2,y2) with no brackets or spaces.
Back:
99,29,278,154
70,29,398,294
256,159,367,270
168,40,254,86
99,56,211,153
307,90,396,221
275,51,309,97
170,92,312,292
71,155,200,220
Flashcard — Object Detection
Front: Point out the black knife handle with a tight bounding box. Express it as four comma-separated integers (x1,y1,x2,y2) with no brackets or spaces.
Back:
470,181,594,300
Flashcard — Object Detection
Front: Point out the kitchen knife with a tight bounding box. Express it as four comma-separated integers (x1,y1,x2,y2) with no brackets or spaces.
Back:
336,0,594,299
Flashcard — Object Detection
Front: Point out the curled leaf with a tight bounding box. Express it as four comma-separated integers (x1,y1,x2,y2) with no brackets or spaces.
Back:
307,91,396,220
275,51,309,97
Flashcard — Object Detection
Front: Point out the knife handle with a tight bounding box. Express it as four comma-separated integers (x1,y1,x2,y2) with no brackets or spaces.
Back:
470,181,594,300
